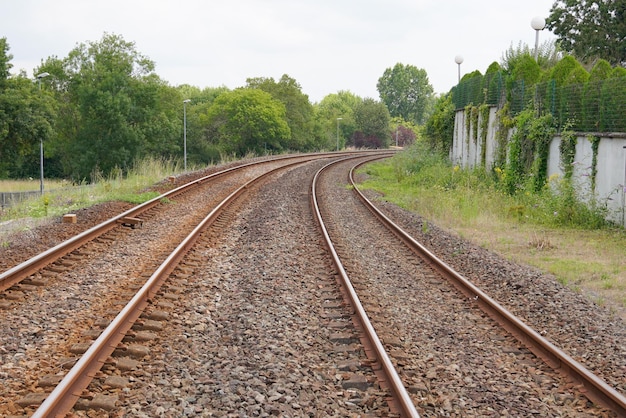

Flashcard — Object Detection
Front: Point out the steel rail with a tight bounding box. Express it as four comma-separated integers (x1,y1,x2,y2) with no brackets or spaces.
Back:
311,155,420,418
31,157,315,417
0,152,352,292
348,161,626,416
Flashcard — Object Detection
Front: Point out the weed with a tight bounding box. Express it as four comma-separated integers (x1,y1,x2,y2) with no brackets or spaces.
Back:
528,232,554,250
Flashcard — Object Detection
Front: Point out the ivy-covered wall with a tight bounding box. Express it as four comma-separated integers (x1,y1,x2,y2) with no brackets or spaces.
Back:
452,108,626,226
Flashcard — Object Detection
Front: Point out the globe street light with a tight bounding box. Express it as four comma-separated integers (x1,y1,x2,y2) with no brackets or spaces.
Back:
531,16,546,61
183,99,191,171
36,72,50,194
454,55,464,84
336,117,343,151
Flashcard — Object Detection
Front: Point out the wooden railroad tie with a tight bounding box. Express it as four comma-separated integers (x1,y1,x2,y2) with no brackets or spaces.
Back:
118,217,144,229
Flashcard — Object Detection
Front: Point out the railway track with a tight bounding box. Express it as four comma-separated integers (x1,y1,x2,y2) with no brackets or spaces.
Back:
1,152,400,417
314,157,626,416
345,160,626,416
1,152,625,417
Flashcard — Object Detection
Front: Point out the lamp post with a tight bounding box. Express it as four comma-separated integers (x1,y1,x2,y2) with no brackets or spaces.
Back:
183,99,191,171
454,55,463,84
336,117,343,151
622,145,626,227
531,16,546,61
36,72,50,195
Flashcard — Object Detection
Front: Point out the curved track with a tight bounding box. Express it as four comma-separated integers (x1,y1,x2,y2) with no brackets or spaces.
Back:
345,160,626,416
1,151,624,417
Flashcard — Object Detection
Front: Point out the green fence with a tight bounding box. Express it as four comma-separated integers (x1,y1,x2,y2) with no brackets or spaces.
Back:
453,73,626,133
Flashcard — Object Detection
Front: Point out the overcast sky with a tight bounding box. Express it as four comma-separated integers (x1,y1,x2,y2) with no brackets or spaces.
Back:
2,0,556,103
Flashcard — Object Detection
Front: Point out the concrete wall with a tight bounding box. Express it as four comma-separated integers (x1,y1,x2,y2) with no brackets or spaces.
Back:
453,108,626,227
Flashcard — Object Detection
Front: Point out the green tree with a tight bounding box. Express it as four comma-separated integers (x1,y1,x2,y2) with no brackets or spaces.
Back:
351,98,391,148
0,37,12,85
202,88,290,156
377,63,434,125
178,85,230,164
424,93,455,153
246,74,318,151
547,0,626,66
549,55,590,86
0,38,56,178
314,91,362,150
40,33,177,180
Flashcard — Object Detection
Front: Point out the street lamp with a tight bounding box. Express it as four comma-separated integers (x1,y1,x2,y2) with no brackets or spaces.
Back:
531,16,546,61
454,55,463,84
183,99,191,171
336,117,343,151
36,72,50,195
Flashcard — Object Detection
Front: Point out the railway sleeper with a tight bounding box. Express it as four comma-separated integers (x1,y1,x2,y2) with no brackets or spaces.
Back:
117,217,144,229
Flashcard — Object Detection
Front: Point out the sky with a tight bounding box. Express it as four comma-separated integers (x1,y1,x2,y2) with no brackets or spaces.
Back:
2,0,557,103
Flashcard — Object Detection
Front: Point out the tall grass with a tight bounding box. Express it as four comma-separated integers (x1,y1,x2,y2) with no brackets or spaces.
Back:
0,157,186,222
360,142,614,230
0,179,67,192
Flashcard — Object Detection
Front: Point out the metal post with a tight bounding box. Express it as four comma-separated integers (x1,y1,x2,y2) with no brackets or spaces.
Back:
36,72,50,194
531,17,546,61
183,99,191,171
336,117,342,151
623,146,626,227
454,55,463,84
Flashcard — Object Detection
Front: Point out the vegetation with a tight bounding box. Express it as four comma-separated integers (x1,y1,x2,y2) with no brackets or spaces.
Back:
358,142,626,314
547,0,626,66
0,157,178,221
0,33,394,187
376,63,434,125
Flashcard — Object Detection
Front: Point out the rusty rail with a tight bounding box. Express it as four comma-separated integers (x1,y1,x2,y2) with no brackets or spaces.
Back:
348,161,626,416
30,156,321,417
311,155,420,418
0,151,364,292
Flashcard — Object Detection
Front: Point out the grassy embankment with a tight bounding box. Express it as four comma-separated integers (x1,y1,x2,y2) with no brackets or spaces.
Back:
0,157,185,223
358,144,626,320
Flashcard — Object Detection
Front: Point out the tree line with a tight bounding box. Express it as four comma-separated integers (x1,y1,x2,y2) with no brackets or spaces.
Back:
0,34,427,183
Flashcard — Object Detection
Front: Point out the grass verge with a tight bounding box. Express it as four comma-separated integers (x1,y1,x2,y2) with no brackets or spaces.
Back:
0,157,182,223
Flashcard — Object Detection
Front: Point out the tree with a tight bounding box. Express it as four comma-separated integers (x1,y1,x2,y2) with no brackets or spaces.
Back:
39,33,177,180
547,0,626,66
548,55,590,86
0,37,13,85
178,85,230,164
351,98,390,148
424,93,455,153
246,74,318,151
0,38,56,178
390,118,417,148
376,63,434,125
202,88,290,156
314,91,362,150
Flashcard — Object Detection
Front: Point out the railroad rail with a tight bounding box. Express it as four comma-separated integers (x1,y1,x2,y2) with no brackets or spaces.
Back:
0,151,387,293
28,156,322,417
347,160,626,416
20,151,396,417
311,156,420,418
